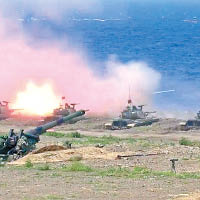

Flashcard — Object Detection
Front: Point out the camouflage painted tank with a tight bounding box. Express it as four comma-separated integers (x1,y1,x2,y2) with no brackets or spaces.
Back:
105,99,159,130
43,97,79,122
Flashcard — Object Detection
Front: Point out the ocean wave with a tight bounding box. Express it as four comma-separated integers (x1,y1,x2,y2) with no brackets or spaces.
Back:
183,18,198,24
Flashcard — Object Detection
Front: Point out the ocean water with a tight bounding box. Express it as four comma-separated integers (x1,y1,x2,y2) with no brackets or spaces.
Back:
22,1,200,111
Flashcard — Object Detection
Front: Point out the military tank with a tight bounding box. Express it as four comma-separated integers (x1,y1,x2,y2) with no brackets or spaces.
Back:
179,111,200,131
43,96,80,123
0,110,86,161
0,101,22,120
105,99,159,130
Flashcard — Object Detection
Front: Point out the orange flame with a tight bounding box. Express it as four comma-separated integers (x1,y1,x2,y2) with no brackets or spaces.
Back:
13,82,60,116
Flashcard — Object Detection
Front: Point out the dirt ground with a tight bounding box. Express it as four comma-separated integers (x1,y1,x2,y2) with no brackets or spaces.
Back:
0,116,200,200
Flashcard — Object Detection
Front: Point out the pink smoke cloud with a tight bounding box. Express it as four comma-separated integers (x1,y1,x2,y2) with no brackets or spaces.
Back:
0,20,161,115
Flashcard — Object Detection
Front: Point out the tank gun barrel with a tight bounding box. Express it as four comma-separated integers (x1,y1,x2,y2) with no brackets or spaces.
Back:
0,110,86,161
145,111,156,114
25,110,86,136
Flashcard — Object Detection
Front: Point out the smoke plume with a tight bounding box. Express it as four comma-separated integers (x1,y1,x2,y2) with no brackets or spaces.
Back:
0,1,161,115
0,25,160,114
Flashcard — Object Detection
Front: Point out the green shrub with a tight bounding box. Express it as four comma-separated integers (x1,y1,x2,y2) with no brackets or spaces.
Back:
179,138,194,146
25,159,33,168
179,138,200,147
62,162,93,172
67,132,82,138
44,132,65,138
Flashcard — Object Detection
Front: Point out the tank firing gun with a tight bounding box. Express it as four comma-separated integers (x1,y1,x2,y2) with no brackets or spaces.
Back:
44,96,80,122
0,110,86,161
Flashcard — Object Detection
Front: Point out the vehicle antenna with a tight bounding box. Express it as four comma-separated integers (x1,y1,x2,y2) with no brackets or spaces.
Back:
128,85,132,105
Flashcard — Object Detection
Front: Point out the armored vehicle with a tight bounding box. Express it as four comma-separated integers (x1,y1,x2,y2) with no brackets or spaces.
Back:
43,97,79,122
0,110,86,161
105,99,159,130
0,101,21,120
179,111,200,131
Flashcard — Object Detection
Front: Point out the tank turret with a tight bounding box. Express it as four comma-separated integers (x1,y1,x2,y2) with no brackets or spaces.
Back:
105,98,159,130
121,98,146,120
43,96,79,122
